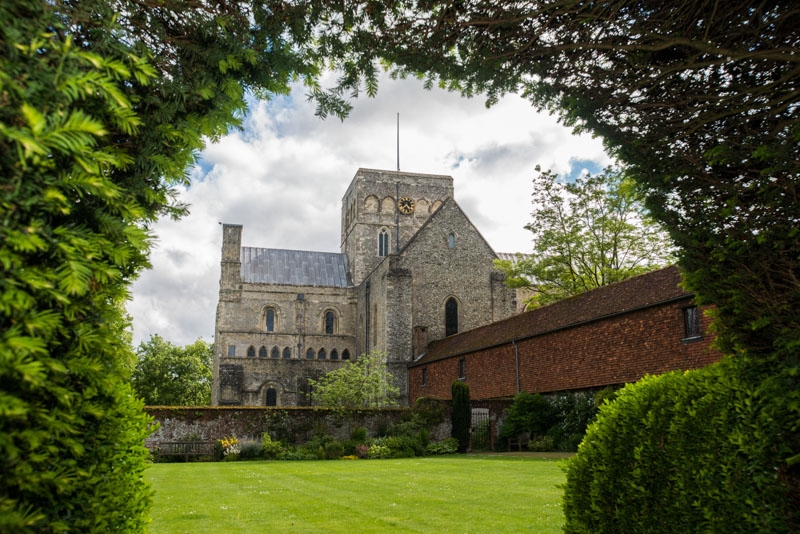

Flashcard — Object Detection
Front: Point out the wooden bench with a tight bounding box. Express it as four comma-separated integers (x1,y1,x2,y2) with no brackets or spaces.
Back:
507,432,530,452
156,441,215,461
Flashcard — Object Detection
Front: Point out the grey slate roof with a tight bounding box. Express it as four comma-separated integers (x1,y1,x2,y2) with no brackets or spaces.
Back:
240,247,350,287
495,252,531,262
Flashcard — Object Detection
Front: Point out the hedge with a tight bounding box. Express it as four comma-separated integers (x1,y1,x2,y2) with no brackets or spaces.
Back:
563,359,797,533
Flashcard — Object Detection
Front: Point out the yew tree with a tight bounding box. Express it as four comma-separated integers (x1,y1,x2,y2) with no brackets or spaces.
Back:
312,0,799,363
0,0,330,530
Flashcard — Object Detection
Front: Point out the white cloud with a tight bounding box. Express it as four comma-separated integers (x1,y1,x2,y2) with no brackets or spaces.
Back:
128,75,612,346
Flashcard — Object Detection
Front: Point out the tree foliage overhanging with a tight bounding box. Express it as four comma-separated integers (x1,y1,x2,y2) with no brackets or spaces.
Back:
496,166,674,308
0,0,333,530
309,0,800,362
301,0,800,525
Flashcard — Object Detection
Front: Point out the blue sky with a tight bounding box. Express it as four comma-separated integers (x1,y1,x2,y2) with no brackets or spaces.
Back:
128,74,612,346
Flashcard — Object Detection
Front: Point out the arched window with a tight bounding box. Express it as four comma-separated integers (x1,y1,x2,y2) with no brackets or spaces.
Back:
264,308,275,332
258,346,267,358
342,349,351,360
306,348,315,359
266,388,277,407
448,233,456,248
282,347,291,359
247,345,256,358
318,348,327,360
271,346,280,359
445,298,459,336
378,228,390,257
324,311,335,334
330,349,339,360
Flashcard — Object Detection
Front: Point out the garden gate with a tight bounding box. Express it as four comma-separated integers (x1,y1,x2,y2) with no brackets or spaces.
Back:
470,408,492,450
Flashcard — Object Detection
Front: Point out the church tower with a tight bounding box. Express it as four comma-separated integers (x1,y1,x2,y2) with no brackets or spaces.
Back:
340,168,454,285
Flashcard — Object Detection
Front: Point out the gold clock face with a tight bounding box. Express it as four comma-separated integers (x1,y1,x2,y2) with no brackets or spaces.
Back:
397,197,415,214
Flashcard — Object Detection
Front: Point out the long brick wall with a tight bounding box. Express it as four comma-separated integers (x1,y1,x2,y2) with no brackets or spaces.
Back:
409,267,721,401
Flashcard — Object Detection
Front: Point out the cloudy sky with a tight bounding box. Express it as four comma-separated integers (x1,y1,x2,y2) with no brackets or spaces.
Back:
128,74,612,347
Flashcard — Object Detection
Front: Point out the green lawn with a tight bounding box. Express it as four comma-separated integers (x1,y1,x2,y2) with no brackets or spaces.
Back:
146,454,567,533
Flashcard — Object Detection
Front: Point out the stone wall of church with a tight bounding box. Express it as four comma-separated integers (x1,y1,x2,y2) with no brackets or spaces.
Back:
341,169,454,285
212,282,357,405
353,256,413,404
397,200,517,346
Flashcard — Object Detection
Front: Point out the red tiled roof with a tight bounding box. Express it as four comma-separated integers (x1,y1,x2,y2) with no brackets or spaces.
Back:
412,266,690,366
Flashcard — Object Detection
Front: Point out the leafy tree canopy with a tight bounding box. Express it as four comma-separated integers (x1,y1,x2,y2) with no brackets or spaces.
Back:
132,335,212,406
497,166,673,308
309,350,400,412
0,0,338,530
307,0,800,363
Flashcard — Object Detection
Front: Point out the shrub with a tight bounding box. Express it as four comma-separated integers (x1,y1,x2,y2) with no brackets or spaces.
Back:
324,441,345,460
451,380,471,452
563,362,796,533
340,439,360,456
426,438,460,455
355,444,369,459
278,449,319,461
386,419,423,438
528,435,555,452
381,436,423,458
547,391,597,451
413,397,447,427
261,433,283,460
217,437,240,461
499,392,557,441
238,441,264,460
418,427,430,448
367,444,392,459
350,426,367,442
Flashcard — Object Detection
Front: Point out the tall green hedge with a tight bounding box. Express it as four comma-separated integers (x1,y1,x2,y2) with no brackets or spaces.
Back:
0,2,155,530
563,359,797,533
451,380,471,453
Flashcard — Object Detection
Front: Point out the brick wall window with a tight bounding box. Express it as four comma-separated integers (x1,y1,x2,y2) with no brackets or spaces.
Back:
227,345,235,357
422,367,428,386
247,345,256,358
458,358,466,380
683,306,701,339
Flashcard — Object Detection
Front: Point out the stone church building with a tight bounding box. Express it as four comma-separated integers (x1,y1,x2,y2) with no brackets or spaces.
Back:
212,168,518,406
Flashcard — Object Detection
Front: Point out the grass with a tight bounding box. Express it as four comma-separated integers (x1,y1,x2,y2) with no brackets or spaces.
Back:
146,454,568,533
